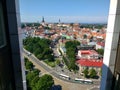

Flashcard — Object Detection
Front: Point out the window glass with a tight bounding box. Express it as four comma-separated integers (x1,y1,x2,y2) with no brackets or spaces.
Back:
0,2,6,48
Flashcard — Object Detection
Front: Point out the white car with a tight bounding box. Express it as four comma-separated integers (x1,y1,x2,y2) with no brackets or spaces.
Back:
27,52,31,56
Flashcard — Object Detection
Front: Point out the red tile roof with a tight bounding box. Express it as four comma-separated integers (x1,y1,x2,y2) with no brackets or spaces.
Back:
79,50,98,55
80,50,91,54
76,59,103,67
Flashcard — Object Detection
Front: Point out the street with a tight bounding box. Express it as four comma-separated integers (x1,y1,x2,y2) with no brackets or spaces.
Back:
23,49,100,90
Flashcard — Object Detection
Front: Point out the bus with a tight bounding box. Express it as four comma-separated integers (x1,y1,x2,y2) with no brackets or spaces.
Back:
74,78,93,84
75,78,84,83
59,74,70,80
84,79,93,84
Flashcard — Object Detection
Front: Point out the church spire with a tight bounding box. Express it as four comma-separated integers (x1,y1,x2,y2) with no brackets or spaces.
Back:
41,16,45,26
59,19,60,24
42,16,45,22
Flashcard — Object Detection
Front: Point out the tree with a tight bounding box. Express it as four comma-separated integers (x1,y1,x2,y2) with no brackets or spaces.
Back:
34,49,41,56
31,76,40,89
37,54,43,60
65,40,80,71
25,60,34,70
69,61,79,71
83,68,89,78
36,74,54,90
97,49,104,55
43,48,53,55
24,57,34,70
21,23,25,28
46,54,54,62
23,37,53,61
89,68,97,78
32,69,40,76
83,34,87,39
26,71,38,89
65,40,80,49
24,57,29,63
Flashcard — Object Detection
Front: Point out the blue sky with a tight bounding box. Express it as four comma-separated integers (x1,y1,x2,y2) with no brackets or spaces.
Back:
19,0,110,23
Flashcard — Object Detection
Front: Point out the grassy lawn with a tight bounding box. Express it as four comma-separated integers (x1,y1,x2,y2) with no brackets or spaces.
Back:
44,60,56,67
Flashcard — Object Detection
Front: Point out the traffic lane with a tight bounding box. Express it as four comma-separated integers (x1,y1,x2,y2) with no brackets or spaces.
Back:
29,55,52,72
26,53,84,84
24,53,93,90
23,51,100,85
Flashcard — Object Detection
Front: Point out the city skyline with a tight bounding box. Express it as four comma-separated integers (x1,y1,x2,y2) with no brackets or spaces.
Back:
20,0,110,23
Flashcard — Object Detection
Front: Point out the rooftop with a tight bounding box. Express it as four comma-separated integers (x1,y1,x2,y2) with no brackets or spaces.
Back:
76,59,103,67
78,50,98,55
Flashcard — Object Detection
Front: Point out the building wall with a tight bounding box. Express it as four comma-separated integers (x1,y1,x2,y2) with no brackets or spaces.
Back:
115,37,120,75
113,37,120,90
0,0,26,90
100,0,120,90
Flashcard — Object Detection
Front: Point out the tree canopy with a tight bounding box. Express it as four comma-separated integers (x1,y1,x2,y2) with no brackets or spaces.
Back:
24,57,54,90
25,57,34,70
97,49,104,55
89,68,97,78
83,68,89,78
23,37,54,61
64,40,80,71
35,74,54,90
82,68,98,78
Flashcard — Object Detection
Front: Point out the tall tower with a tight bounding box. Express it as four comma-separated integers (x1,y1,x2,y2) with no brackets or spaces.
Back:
58,18,62,28
42,16,45,23
41,16,45,26
59,18,61,24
